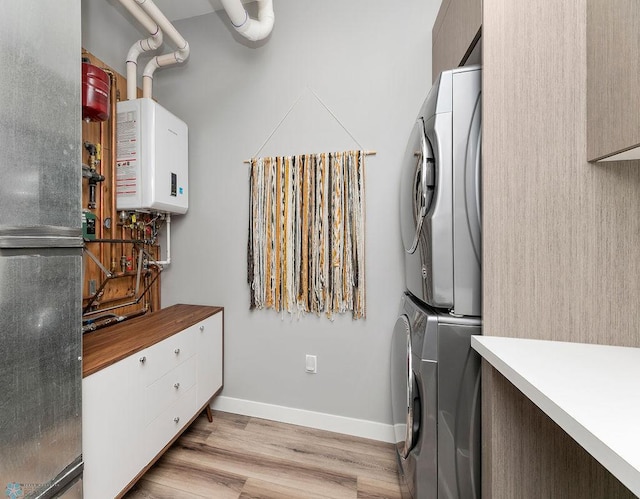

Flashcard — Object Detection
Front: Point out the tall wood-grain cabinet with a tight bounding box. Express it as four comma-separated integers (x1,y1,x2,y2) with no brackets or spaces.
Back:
82,305,223,499
432,0,482,80
587,0,640,161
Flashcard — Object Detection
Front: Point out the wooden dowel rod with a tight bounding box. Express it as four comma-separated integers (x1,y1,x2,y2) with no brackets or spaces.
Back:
243,150,377,164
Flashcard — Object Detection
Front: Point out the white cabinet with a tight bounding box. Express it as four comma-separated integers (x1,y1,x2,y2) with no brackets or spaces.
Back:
82,305,223,499
196,312,223,408
83,354,144,499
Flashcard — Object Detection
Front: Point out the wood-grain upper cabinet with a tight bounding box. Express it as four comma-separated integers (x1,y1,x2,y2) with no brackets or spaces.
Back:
432,0,482,81
587,0,640,161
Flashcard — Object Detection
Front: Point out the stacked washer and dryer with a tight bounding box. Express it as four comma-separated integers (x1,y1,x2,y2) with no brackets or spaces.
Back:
391,66,482,499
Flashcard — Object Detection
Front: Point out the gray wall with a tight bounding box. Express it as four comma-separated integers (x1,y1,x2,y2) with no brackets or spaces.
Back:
82,0,441,425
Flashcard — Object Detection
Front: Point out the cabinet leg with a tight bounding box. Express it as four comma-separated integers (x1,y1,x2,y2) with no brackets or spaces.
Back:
205,403,213,423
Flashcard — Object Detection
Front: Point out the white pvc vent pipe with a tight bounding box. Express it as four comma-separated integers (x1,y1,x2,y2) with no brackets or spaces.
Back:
221,0,275,42
134,0,190,98
118,0,190,99
155,213,171,266
118,0,163,100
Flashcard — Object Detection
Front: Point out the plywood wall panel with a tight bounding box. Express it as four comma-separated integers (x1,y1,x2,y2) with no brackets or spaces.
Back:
482,0,640,495
81,51,161,318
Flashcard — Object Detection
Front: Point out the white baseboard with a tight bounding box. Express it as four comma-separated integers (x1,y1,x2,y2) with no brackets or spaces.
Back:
210,396,395,443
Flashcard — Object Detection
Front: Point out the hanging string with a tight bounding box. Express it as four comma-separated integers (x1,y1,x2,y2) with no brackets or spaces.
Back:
247,86,376,162
308,89,366,151
251,92,306,159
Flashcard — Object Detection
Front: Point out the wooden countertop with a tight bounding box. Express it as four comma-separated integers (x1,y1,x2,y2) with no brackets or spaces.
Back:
472,336,640,497
83,304,223,377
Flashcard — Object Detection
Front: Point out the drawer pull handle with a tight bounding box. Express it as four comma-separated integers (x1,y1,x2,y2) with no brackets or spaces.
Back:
139,356,146,364
174,382,180,389
199,325,205,332
174,416,180,424
174,348,180,355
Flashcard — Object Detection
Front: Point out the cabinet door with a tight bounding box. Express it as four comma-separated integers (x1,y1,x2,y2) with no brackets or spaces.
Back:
587,0,640,161
196,312,224,409
432,0,482,80
82,353,144,499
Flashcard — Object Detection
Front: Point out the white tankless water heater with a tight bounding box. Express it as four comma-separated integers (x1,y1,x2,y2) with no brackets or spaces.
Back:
116,98,188,214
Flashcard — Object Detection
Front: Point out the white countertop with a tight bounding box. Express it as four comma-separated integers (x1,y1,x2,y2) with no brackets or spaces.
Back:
471,336,640,496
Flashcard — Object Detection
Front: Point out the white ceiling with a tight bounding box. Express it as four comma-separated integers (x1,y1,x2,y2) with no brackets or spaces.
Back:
151,0,252,22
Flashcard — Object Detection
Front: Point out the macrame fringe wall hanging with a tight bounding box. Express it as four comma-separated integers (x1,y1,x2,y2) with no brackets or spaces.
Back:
247,150,368,319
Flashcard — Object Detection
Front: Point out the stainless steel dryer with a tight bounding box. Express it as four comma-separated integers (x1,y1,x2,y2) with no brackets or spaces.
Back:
391,292,481,499
400,66,482,317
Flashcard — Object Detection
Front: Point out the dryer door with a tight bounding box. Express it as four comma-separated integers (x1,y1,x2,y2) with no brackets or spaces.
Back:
390,314,419,459
465,94,482,265
400,118,435,255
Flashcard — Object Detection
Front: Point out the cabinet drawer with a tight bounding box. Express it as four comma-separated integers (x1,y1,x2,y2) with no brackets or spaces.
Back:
144,385,196,462
137,327,196,386
145,355,196,424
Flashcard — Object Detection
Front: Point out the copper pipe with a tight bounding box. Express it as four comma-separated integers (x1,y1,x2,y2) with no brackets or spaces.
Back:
81,268,152,296
103,69,118,269
82,292,134,303
82,307,148,334
82,268,152,313
83,298,138,317
85,292,135,308
99,118,105,264
82,267,159,316
121,224,126,269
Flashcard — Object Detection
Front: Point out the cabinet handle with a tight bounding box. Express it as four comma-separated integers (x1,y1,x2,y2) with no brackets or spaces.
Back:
174,382,180,389
139,356,146,364
174,348,180,355
173,417,180,424
199,325,205,332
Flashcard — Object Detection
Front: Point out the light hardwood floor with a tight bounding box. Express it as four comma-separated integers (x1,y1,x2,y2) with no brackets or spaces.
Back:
124,410,404,499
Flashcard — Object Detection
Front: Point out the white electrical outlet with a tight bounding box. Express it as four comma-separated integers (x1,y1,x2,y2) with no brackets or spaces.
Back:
305,354,317,374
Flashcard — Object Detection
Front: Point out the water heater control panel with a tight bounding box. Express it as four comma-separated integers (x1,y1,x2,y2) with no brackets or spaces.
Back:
116,98,188,214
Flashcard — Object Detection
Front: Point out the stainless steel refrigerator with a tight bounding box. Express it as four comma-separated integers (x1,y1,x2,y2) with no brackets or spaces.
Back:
0,1,83,497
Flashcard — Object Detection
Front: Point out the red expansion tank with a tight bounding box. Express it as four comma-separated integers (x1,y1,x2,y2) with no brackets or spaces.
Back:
82,62,110,122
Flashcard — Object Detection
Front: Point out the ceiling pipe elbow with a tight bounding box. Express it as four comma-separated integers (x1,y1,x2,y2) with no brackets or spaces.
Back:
126,29,163,63
141,40,189,99
139,28,163,52
142,56,162,79
174,41,190,64
134,0,190,57
221,0,275,42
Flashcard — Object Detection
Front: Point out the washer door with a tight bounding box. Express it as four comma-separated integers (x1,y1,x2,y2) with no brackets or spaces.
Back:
465,92,482,266
390,314,419,459
400,118,435,255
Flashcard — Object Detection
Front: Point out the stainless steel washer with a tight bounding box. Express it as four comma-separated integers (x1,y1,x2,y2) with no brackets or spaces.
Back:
391,292,481,499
